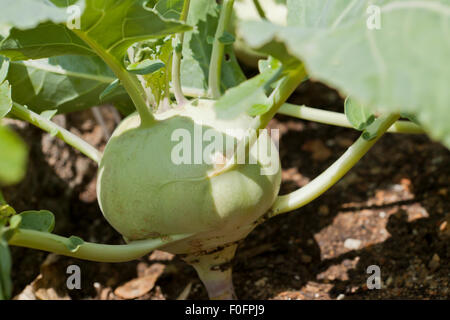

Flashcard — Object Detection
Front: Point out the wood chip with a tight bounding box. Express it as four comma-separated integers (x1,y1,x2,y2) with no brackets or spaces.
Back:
114,263,165,299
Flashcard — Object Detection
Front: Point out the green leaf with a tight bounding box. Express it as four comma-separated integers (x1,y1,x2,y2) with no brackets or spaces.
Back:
181,0,245,92
0,0,190,63
137,37,173,106
215,65,280,119
240,0,450,148
344,96,375,131
218,31,235,45
17,210,55,233
1,55,133,114
0,0,190,116
65,236,84,252
127,59,165,75
237,21,299,67
0,125,27,186
0,22,94,60
72,0,189,62
0,0,85,29
99,78,120,101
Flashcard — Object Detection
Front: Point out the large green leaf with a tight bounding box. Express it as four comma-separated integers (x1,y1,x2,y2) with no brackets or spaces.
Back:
2,55,132,114
71,0,190,64
181,0,246,92
239,0,450,148
0,22,94,60
0,0,189,62
0,0,190,114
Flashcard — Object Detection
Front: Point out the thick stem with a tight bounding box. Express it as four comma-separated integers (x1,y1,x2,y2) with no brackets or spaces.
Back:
8,228,192,263
278,103,424,134
267,113,401,218
208,0,235,99
172,0,190,105
10,103,102,164
184,244,237,300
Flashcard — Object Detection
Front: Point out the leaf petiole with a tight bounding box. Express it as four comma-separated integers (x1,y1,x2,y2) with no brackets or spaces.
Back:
8,228,193,263
267,113,401,218
278,103,424,134
208,0,235,99
172,0,191,106
10,103,102,164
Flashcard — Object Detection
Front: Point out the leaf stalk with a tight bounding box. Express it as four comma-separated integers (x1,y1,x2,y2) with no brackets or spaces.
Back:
208,0,235,99
172,0,191,106
8,228,192,263
10,103,102,164
278,103,424,134
267,113,401,218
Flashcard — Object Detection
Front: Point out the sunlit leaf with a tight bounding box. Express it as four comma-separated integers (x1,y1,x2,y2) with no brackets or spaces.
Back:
239,0,450,148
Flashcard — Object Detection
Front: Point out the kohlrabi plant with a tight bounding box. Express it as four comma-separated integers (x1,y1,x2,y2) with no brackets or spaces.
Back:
0,0,448,300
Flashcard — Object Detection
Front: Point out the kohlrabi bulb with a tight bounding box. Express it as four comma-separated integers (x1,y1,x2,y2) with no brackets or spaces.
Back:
97,99,281,254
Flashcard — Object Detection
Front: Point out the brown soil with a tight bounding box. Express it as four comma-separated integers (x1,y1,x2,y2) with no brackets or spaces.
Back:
4,81,449,300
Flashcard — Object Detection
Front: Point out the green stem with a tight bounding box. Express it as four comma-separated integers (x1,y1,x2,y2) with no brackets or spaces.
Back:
278,103,424,134
162,51,173,110
252,0,267,19
267,113,400,218
10,103,102,164
176,87,423,135
258,66,307,130
72,30,154,126
8,228,192,263
172,0,190,105
208,0,235,99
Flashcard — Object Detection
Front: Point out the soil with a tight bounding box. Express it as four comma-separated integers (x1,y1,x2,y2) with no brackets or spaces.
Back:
3,80,449,300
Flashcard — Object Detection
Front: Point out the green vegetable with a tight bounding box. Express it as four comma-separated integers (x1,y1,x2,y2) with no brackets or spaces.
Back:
97,99,281,252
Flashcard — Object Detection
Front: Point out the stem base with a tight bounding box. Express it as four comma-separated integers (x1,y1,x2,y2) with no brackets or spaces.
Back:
183,244,238,300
